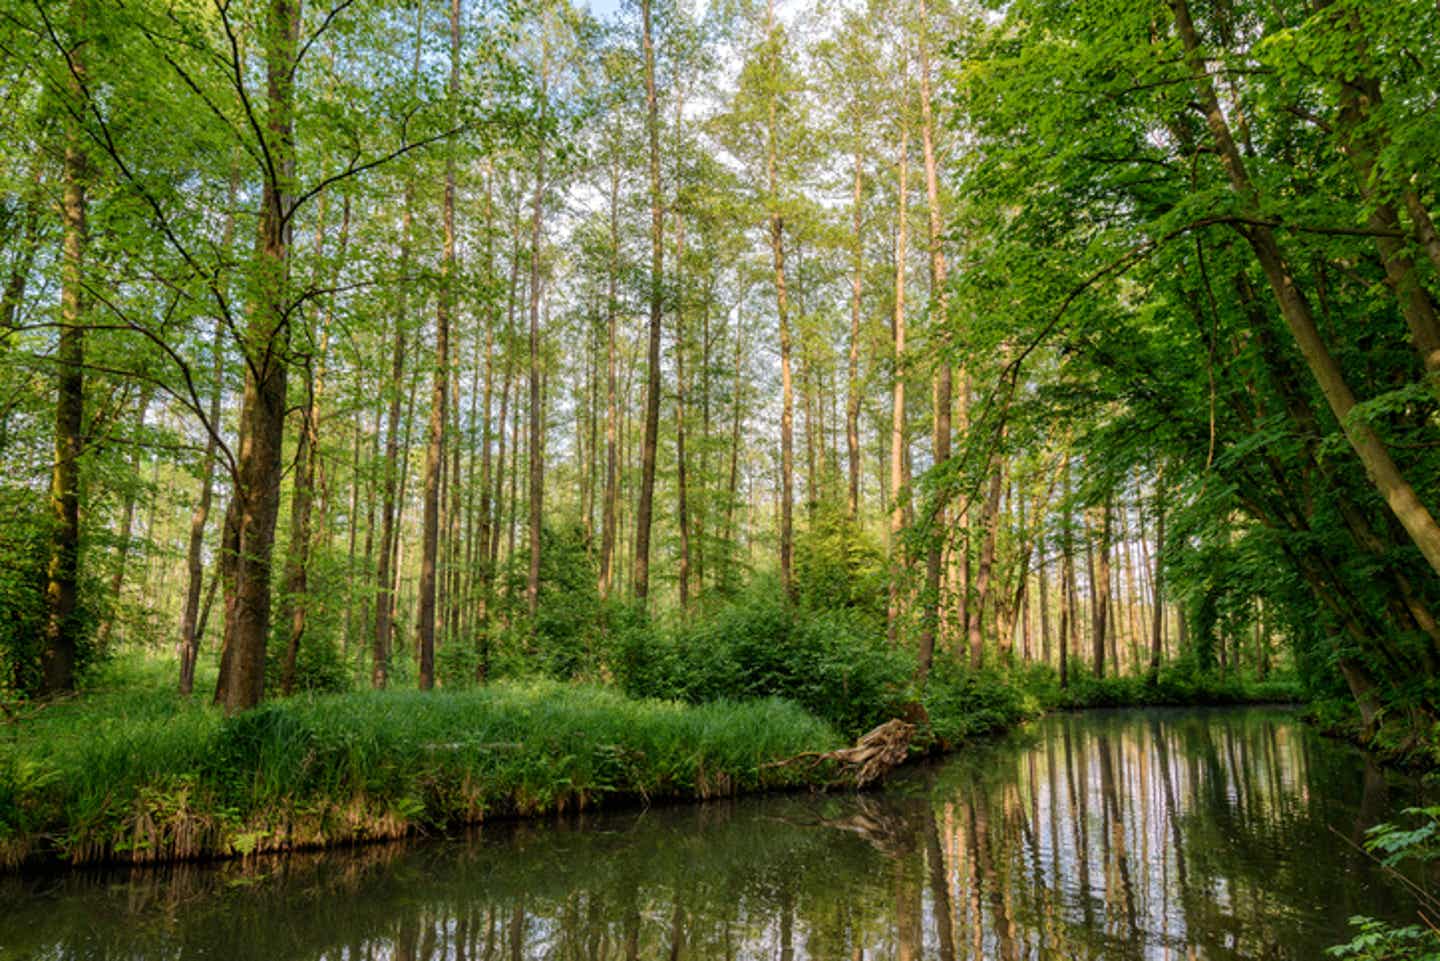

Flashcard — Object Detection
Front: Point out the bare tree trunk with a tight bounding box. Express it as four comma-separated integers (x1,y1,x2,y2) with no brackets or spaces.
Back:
1149,471,1166,680
847,125,863,519
374,186,414,690
917,0,950,681
526,45,549,627
887,80,910,646
966,463,1003,669
180,318,225,696
1091,500,1111,679
280,184,344,695
599,152,620,599
633,0,663,603
96,385,154,652
414,0,462,690
41,6,88,696
766,0,796,601
674,107,691,609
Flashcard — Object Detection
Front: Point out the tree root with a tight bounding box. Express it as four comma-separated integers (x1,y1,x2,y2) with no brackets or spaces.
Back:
762,718,916,787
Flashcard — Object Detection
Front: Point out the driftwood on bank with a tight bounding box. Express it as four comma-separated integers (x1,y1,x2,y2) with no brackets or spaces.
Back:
761,717,916,787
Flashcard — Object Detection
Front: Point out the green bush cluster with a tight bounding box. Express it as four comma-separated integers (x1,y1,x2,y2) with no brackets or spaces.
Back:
1014,661,1303,711
0,488,101,698
613,585,913,739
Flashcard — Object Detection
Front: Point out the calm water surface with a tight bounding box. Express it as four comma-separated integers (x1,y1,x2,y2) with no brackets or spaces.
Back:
1,707,1427,960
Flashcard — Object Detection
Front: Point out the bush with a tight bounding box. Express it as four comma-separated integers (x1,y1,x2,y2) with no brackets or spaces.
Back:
922,659,1033,746
613,583,912,739
0,488,101,698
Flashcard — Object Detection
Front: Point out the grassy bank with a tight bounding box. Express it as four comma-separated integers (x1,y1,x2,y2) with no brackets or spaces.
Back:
0,670,840,870
1,645,1303,871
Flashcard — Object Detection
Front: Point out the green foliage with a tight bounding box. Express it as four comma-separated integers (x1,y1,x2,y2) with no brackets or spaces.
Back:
1327,918,1440,961
1017,661,1304,711
492,523,605,682
793,506,887,627
0,488,102,699
921,660,1033,746
613,583,912,739
1329,808,1440,960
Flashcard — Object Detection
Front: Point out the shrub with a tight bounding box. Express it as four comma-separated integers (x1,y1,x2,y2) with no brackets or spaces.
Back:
613,583,912,739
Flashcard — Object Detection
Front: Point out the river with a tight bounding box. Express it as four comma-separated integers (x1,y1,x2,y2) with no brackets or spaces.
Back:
1,707,1426,959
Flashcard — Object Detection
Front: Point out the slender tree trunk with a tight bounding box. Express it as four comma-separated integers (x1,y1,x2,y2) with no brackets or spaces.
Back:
96,385,154,651
1149,472,1166,680
766,0,796,601
526,46,548,627
887,86,910,646
633,0,663,603
280,185,343,695
966,463,1003,669
1091,500,1111,679
1059,455,1075,688
374,187,414,690
674,103,691,609
599,153,620,599
724,314,745,569
180,319,225,696
41,9,88,695
917,0,950,681
414,0,461,690
847,131,863,518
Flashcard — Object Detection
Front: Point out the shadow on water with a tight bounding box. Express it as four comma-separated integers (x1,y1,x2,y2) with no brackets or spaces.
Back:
1,707,1427,959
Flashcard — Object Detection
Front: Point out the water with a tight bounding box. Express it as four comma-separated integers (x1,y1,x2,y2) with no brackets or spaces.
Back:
1,707,1426,960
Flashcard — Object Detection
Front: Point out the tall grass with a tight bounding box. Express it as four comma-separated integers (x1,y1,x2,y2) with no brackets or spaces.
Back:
0,678,839,869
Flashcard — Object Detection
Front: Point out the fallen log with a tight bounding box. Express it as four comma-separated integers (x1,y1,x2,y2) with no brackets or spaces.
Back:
762,717,916,787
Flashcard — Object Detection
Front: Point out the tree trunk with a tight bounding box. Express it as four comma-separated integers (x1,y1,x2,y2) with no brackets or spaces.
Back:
414,0,462,690
96,385,154,652
674,113,691,609
599,151,620,599
917,0,950,681
966,463,1003,669
526,46,549,627
213,0,297,713
180,318,225,696
1091,500,1111,679
846,124,863,519
1149,471,1166,680
633,0,663,603
766,0,796,601
887,84,910,646
41,7,88,696
374,185,414,691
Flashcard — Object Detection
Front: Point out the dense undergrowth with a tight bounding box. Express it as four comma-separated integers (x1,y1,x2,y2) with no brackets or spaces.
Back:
0,664,840,869
1,601,1302,871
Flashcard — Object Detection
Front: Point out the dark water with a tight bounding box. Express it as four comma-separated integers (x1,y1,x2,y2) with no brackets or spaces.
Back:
1,707,1427,960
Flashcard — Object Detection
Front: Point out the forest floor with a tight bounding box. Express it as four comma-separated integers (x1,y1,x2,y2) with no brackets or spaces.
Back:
0,654,1303,871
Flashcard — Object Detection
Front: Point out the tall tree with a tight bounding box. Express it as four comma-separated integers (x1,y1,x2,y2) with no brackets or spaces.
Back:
40,0,89,696
633,0,663,603
213,0,301,713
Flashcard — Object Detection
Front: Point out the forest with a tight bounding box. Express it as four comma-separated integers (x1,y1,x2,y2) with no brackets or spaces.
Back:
1,0,1439,899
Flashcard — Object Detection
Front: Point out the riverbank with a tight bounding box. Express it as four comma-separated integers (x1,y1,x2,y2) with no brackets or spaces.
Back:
1,677,847,870
1,658,1303,871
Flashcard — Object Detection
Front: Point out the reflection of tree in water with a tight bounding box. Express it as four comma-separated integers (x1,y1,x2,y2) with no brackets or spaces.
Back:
2,709,1427,960
923,709,1426,960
